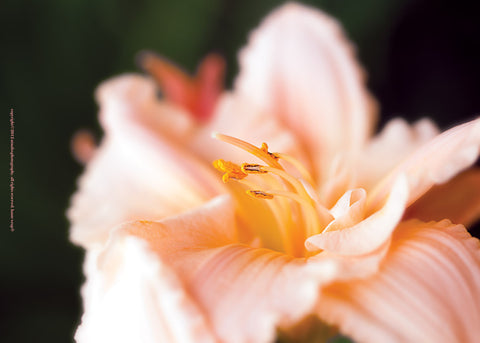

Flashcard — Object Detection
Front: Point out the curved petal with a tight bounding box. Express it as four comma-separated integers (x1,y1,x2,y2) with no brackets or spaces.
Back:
325,188,367,232
75,238,218,343
124,196,340,343
318,220,480,343
235,3,377,182
357,118,439,190
306,175,408,255
96,74,195,140
368,117,480,209
405,168,480,227
68,75,223,248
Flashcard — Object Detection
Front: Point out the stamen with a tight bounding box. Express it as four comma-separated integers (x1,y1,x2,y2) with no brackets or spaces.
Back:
240,162,324,237
246,190,274,199
247,189,322,238
241,164,268,174
212,133,282,168
275,153,315,186
212,159,247,183
237,178,294,255
260,166,312,203
212,133,331,256
261,142,280,160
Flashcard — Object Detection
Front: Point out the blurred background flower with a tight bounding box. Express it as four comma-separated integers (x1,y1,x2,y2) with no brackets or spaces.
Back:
1,0,479,342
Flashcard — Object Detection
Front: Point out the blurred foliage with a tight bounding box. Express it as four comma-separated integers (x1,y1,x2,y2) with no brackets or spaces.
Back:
1,0,479,342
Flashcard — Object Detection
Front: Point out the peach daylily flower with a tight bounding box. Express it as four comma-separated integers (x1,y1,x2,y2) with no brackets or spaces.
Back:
69,3,480,343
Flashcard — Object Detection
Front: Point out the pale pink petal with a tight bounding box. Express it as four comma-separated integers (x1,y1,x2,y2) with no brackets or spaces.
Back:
68,75,223,248
75,238,218,343
235,3,377,181
97,74,195,140
125,196,340,343
318,220,480,343
357,118,439,190
306,175,408,255
405,168,480,227
368,117,480,209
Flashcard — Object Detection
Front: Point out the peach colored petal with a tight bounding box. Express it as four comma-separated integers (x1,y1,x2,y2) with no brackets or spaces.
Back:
235,3,377,182
306,175,408,255
185,246,326,343
368,117,480,210
75,238,218,343
405,168,480,227
125,195,239,276
318,220,480,343
125,196,340,343
68,75,223,248
357,118,439,190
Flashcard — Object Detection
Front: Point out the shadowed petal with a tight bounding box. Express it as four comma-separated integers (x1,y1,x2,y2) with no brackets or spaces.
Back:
68,75,223,248
318,220,480,343
405,168,480,227
235,3,377,182
368,117,480,209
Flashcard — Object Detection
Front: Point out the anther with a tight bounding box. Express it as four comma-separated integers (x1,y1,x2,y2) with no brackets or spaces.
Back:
213,159,248,183
241,163,268,174
246,190,274,199
261,142,280,160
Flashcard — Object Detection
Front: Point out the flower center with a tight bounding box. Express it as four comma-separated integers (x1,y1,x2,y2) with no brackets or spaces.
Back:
212,133,333,257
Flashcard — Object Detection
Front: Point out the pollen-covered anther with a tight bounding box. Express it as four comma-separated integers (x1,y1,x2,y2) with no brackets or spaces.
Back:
260,142,280,160
246,190,274,199
213,159,248,183
241,163,268,174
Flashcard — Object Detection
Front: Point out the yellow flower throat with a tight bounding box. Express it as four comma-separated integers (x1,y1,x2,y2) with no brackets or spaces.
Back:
212,133,332,257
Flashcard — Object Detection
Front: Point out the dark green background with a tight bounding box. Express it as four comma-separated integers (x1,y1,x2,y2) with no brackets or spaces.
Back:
2,0,480,342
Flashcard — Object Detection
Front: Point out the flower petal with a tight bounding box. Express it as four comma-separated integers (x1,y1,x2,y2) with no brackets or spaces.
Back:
405,168,480,227
125,196,340,343
139,52,225,122
357,118,439,190
368,117,480,209
318,220,480,343
235,3,377,181
75,238,218,343
325,188,367,233
306,175,408,255
68,75,223,248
